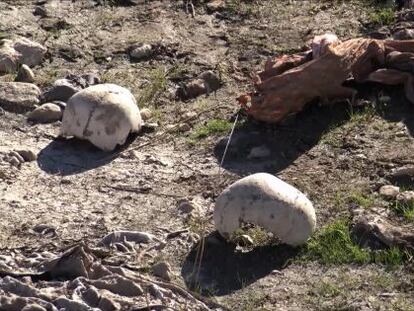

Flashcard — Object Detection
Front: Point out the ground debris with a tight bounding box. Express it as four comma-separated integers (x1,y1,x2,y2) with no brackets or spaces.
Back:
0,241,225,311
238,35,414,123
351,206,414,250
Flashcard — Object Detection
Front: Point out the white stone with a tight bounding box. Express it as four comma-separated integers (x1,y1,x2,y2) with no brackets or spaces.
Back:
60,84,142,151
214,173,316,246
379,185,400,199
28,103,62,123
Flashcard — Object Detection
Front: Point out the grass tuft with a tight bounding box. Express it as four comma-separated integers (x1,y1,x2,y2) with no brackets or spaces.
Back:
392,200,414,222
369,8,395,26
137,66,168,108
303,219,371,265
190,119,234,140
302,219,408,266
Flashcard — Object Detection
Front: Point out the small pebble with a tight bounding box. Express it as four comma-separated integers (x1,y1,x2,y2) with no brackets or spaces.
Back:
140,108,152,121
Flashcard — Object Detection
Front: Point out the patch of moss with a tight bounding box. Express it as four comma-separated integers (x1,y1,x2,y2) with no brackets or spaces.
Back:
302,219,407,266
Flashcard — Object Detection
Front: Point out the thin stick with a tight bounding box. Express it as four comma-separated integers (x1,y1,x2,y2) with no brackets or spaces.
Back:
218,112,239,178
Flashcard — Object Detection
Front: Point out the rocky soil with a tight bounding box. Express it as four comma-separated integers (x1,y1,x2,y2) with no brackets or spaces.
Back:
1,0,414,310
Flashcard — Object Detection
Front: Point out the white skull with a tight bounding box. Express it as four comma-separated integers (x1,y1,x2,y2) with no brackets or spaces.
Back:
60,84,142,151
214,173,316,246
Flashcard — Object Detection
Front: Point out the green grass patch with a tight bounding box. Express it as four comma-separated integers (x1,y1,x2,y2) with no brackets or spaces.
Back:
347,191,374,209
392,200,414,222
347,103,378,124
137,66,168,108
303,219,371,264
319,125,341,148
334,190,374,210
302,219,407,266
369,8,395,26
190,119,234,140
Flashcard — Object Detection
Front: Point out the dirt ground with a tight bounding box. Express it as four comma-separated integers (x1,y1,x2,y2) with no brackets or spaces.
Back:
1,0,414,310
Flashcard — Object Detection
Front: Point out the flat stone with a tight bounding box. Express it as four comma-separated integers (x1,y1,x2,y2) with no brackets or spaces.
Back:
42,81,79,102
42,74,100,102
0,82,41,112
13,37,47,67
28,103,63,123
379,185,400,199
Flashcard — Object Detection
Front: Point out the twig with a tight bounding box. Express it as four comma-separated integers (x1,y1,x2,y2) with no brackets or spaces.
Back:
132,304,179,311
166,229,189,239
184,0,195,17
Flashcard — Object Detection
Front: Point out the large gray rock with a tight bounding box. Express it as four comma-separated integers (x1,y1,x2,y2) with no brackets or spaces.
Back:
0,82,41,112
0,37,46,73
13,37,47,67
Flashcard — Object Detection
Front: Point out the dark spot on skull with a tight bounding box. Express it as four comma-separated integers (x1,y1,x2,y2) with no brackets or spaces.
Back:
97,130,101,136
270,214,274,219
105,124,117,135
83,129,93,137
76,120,81,127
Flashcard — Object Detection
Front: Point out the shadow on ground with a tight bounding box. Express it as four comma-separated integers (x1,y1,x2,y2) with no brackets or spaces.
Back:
214,84,414,176
214,101,351,176
181,232,299,296
37,133,139,175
